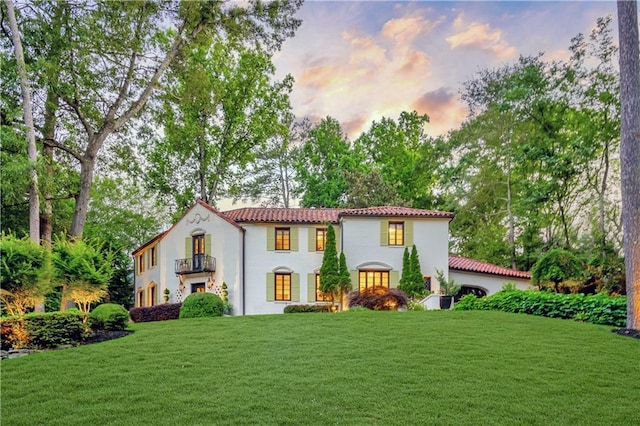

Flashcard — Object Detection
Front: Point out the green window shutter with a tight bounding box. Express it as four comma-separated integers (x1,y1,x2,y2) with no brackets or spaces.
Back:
380,220,389,246
307,274,316,302
404,221,414,247
390,270,400,288
266,273,275,301
291,227,299,251
204,234,212,255
350,270,358,288
291,273,300,302
335,227,341,251
185,237,192,258
267,227,275,251
308,228,316,252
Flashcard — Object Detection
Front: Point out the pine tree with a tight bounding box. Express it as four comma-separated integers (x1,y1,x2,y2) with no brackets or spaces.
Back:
319,224,339,301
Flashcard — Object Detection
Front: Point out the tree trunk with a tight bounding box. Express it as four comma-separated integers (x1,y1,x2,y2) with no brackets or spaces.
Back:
617,0,640,330
69,156,96,237
6,0,40,244
599,138,610,260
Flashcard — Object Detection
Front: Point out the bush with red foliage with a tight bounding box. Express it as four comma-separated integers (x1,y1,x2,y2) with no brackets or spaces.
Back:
347,286,408,311
129,303,182,323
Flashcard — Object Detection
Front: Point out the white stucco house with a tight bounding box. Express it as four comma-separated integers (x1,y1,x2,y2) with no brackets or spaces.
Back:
132,201,531,315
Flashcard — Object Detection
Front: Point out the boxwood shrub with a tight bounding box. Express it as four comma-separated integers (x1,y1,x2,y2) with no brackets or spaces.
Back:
283,304,333,313
1,312,86,349
129,303,182,323
179,293,224,319
89,303,129,331
454,290,627,327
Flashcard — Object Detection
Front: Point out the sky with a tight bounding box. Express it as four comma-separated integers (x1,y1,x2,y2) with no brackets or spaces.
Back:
271,0,621,139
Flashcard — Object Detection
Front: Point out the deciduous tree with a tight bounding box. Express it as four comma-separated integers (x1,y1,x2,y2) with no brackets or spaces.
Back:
616,0,640,330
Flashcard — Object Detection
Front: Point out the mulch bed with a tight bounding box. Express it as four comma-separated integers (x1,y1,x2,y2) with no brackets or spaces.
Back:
612,328,640,339
81,330,134,345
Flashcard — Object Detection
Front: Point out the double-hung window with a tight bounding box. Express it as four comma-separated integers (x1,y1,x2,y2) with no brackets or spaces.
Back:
388,222,404,246
275,273,291,301
316,228,327,251
275,228,291,251
315,274,331,301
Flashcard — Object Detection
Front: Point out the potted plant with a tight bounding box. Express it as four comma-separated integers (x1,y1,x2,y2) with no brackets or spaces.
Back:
163,288,170,303
435,269,461,310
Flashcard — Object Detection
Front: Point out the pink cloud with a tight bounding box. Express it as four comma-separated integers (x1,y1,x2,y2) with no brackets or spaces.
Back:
446,19,516,59
412,88,468,136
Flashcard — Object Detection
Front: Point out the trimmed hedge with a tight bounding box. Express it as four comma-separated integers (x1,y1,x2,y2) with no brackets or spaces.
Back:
129,303,182,323
348,287,409,311
89,303,129,331
1,312,86,350
454,290,627,327
283,304,333,313
179,293,224,319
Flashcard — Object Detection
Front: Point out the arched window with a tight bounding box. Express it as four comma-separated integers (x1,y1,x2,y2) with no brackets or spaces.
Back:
147,283,157,307
137,288,145,307
455,286,487,302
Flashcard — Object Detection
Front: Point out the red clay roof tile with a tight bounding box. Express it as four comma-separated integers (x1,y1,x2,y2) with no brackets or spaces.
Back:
222,207,342,224
448,254,531,279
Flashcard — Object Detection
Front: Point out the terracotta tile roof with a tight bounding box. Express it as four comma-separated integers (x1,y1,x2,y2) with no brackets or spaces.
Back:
222,205,455,224
222,207,342,224
448,254,531,279
340,206,454,219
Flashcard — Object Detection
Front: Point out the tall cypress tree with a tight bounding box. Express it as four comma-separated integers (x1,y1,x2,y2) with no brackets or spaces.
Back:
319,224,339,300
399,246,411,290
399,245,425,297
410,245,423,289
338,252,352,295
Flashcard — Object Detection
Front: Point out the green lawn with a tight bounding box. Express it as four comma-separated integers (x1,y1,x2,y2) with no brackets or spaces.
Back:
2,310,639,425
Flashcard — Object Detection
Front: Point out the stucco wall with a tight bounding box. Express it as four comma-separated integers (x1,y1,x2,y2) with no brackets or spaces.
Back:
134,204,243,313
341,216,450,293
243,223,326,315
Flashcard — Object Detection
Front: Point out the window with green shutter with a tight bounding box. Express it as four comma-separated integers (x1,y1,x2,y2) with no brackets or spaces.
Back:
274,273,291,300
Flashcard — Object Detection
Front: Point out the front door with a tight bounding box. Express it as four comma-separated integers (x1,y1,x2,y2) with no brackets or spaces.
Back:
192,234,205,271
191,282,206,293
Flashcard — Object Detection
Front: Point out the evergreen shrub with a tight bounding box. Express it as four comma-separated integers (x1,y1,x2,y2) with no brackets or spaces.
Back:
89,303,129,331
1,312,86,349
179,293,223,319
129,303,182,323
347,287,408,311
454,290,627,327
283,304,332,313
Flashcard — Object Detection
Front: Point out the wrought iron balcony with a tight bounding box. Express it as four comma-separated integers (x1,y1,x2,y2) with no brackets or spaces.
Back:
175,255,216,275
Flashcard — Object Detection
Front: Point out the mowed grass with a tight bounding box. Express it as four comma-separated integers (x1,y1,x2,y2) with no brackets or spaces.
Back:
2,311,639,425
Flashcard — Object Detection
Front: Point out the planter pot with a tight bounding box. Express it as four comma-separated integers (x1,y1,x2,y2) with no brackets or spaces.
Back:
440,295,454,310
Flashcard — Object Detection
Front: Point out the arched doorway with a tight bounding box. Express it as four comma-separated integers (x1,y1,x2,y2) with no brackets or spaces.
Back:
455,286,487,302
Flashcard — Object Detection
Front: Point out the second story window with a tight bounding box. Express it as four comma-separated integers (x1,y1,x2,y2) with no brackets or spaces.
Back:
137,253,144,274
388,222,404,246
275,228,290,251
150,246,157,267
316,228,327,251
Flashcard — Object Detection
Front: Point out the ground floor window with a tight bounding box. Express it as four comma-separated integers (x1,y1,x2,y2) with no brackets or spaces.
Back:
191,282,206,293
148,284,157,306
315,274,331,301
137,289,144,307
275,273,291,301
359,270,389,292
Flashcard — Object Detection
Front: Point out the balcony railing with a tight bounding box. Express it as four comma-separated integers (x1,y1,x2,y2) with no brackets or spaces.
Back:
175,255,216,275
